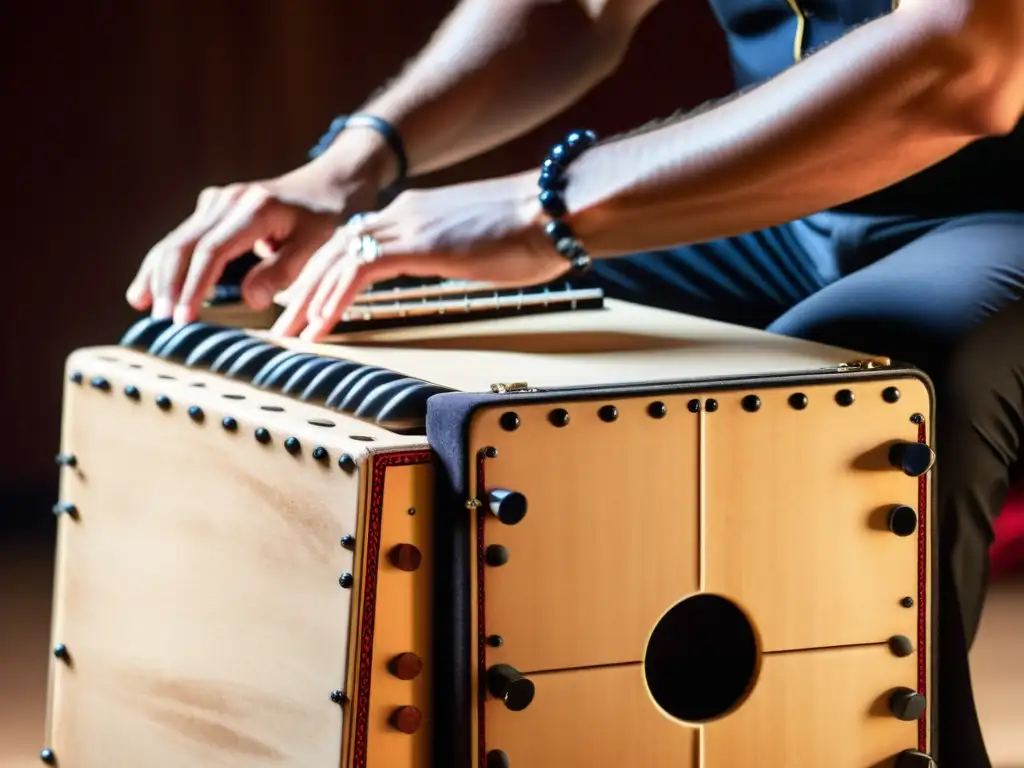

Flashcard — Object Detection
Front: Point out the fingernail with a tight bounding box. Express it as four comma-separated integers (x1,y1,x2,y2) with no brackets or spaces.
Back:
152,298,174,319
173,305,193,325
299,322,322,342
249,284,271,309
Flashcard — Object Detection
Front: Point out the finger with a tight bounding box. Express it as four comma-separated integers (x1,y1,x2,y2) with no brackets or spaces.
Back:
303,259,349,324
240,239,316,310
268,235,346,338
301,264,374,342
174,187,276,324
125,246,161,311
147,187,242,319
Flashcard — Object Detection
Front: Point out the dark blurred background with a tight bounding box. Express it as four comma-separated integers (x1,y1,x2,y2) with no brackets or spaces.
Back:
2,0,731,538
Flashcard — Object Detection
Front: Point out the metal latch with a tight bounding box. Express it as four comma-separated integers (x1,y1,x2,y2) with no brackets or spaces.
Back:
490,382,534,394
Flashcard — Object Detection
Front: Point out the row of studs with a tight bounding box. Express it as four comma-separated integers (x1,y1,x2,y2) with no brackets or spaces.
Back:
499,386,914,431
69,369,367,472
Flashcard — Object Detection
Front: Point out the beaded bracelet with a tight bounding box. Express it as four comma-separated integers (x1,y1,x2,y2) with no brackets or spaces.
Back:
536,129,598,273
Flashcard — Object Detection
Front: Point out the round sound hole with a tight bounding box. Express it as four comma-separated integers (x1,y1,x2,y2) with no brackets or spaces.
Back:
644,593,760,723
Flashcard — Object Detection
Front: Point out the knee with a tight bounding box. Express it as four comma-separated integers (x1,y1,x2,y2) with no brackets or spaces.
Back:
941,304,1024,467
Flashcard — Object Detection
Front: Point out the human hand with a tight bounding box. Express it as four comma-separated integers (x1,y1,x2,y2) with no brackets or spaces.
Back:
269,172,571,341
125,161,381,326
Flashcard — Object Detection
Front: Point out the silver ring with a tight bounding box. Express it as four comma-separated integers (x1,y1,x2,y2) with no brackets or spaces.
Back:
351,233,381,265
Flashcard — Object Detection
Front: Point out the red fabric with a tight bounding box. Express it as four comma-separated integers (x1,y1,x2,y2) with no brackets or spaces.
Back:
990,482,1024,580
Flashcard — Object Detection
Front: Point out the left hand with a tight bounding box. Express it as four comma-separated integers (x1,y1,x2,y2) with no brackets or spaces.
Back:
268,173,571,340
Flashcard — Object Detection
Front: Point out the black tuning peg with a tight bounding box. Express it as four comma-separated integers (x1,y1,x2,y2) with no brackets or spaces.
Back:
889,687,927,721
895,748,935,767
487,664,535,711
888,442,935,477
488,490,528,526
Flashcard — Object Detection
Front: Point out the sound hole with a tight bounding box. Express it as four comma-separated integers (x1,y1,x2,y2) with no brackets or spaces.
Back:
350,435,375,442
644,593,760,723
308,419,336,428
261,405,285,412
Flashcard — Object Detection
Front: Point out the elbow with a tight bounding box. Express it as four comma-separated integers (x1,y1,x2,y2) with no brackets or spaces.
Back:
904,0,1024,137
945,54,1024,138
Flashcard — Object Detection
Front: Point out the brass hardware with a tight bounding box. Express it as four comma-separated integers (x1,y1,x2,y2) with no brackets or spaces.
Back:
465,499,482,510
490,382,533,394
838,357,892,371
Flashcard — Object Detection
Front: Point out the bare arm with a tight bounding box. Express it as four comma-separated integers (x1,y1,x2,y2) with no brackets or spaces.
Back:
312,0,661,190
545,0,1024,255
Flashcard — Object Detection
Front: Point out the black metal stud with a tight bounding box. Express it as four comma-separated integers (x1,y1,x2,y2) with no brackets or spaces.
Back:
480,446,499,459
339,572,354,588
341,535,356,550
124,385,140,400
487,750,512,768
487,635,504,648
255,427,271,444
70,371,83,384
313,446,328,462
188,406,204,423
835,389,855,407
705,398,719,412
52,502,78,520
338,453,356,472
155,394,172,410
888,635,915,658
90,376,110,392
911,413,924,424
499,412,520,432
222,416,238,431
548,408,570,427
742,394,761,413
883,386,901,403
789,392,809,410
53,644,69,660
649,401,668,418
687,399,701,413
40,748,56,764
330,689,348,705
55,453,77,468
285,437,301,455
598,405,618,423
485,544,510,567
901,596,915,608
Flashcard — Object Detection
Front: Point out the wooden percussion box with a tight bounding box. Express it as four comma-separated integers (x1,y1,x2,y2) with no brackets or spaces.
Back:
45,281,938,768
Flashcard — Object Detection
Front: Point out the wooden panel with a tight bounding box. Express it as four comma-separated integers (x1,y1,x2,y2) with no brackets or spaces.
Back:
703,377,932,652
47,349,420,767
357,460,435,768
485,664,698,768
469,394,701,673
703,644,920,767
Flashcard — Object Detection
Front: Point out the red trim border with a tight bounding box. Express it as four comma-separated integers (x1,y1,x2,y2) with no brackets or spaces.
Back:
476,451,488,768
351,449,434,768
916,422,928,752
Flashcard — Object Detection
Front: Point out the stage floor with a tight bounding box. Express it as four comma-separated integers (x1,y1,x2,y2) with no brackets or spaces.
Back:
2,531,1021,767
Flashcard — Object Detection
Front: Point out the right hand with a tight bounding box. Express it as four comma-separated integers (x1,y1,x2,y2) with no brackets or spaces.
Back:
126,163,379,325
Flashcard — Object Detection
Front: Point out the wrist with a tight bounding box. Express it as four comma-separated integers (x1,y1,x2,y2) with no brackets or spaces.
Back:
310,127,398,197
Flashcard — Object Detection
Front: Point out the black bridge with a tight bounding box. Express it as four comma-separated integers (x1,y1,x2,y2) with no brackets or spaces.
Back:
119,317,453,433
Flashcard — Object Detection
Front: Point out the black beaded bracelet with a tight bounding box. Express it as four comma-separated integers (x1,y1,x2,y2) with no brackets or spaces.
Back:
536,130,598,273
308,112,409,191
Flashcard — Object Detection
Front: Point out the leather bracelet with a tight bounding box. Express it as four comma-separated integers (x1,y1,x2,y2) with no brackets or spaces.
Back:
536,129,598,273
308,112,409,191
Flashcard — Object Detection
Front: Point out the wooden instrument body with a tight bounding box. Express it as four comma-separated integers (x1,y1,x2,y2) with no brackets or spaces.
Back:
45,295,937,768
465,373,934,768
49,349,434,768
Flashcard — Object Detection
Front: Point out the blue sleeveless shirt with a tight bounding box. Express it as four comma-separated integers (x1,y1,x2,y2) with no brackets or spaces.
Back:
705,0,1023,216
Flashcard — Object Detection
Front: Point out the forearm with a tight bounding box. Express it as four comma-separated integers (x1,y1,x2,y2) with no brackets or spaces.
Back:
317,0,647,190
545,0,1024,256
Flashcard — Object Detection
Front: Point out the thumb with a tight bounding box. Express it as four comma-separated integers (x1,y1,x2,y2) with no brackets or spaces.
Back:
241,241,314,310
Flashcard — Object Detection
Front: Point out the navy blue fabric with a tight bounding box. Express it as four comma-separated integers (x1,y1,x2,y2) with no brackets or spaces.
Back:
704,0,1024,217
